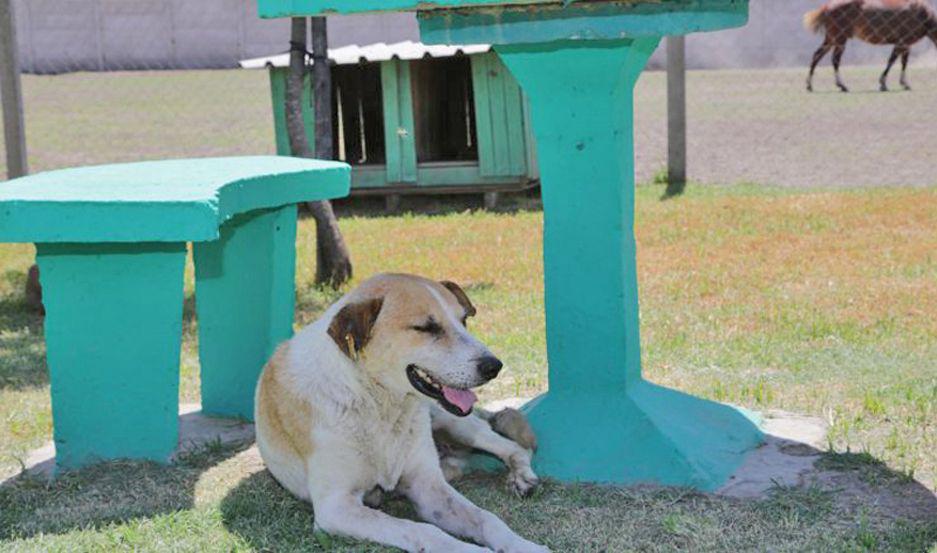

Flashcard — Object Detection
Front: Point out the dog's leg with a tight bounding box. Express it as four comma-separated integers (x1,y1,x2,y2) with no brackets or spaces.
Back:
308,453,488,552
432,405,539,496
313,493,490,553
401,457,549,553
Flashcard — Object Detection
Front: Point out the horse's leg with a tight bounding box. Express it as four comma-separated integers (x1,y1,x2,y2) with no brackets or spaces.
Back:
832,42,849,92
807,41,832,92
880,46,900,92
899,47,911,90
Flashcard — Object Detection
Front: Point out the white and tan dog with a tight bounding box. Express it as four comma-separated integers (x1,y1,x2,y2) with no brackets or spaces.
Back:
255,273,548,552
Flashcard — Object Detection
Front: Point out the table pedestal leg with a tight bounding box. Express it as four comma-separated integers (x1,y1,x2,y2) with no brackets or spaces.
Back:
193,206,298,420
496,39,762,489
36,242,186,470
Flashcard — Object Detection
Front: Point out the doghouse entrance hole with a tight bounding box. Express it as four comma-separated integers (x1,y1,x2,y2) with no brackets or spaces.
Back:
410,56,479,164
332,63,386,165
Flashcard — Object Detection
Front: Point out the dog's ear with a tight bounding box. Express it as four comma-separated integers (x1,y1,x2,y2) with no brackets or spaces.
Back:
327,297,384,360
440,281,477,319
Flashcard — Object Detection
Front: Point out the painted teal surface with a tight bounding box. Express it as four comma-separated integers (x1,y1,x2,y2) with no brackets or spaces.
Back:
37,242,187,470
521,382,763,488
5,157,351,471
270,69,317,156
418,0,749,45
267,57,534,190
257,0,748,22
0,156,349,243
489,37,762,489
353,163,527,189
381,60,418,184
194,206,298,421
471,53,528,178
258,0,558,17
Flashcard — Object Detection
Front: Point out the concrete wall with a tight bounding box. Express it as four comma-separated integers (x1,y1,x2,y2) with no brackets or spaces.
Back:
11,0,937,73
12,0,417,73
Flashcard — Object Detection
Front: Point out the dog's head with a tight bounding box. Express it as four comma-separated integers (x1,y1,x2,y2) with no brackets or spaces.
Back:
327,274,501,417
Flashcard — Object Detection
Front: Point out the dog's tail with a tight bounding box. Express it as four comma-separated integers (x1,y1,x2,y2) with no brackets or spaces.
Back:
483,408,538,452
803,7,827,34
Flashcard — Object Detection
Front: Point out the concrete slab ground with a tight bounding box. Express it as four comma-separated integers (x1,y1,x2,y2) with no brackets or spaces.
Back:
717,409,828,498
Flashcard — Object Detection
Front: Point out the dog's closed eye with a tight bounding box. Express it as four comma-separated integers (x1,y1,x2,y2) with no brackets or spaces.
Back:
411,317,444,337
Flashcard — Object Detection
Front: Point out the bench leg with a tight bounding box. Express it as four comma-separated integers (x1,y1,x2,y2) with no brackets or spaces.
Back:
193,206,298,421
36,242,187,470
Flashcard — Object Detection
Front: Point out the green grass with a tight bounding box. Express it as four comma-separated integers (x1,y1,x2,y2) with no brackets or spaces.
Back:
1,182,936,551
3,70,276,176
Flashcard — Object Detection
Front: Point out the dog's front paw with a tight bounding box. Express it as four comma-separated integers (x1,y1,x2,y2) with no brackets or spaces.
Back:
506,451,539,498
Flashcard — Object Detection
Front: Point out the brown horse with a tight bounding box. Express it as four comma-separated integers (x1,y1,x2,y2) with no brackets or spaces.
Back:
805,0,937,92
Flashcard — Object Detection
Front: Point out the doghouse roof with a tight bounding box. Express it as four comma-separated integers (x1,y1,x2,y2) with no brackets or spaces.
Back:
239,40,491,69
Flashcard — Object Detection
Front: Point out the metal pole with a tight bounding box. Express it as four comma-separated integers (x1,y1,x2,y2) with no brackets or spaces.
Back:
666,35,686,196
0,0,28,179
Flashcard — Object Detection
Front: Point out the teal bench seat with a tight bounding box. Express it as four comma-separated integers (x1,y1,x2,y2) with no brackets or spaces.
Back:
0,156,350,470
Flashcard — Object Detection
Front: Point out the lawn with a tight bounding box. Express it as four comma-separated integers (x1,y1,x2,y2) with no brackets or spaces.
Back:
1,183,936,551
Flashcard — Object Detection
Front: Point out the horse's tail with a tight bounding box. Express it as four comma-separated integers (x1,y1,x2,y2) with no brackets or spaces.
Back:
803,7,827,34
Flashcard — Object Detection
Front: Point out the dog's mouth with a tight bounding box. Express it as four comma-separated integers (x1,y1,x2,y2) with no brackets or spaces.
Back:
406,365,477,417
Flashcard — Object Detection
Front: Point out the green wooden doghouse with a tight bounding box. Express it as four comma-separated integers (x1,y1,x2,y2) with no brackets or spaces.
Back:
240,40,539,209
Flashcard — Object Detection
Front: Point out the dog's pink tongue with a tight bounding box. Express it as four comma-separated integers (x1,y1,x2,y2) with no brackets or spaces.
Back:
442,387,477,414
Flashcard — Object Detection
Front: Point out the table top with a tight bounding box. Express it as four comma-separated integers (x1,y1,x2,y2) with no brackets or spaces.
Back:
258,0,743,17
259,0,552,16
257,0,749,44
0,156,350,243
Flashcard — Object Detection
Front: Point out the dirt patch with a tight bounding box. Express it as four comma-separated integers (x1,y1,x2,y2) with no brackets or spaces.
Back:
718,409,937,522
634,65,937,188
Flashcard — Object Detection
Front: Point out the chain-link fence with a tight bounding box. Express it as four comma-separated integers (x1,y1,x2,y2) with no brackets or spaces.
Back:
2,0,936,188
637,0,937,189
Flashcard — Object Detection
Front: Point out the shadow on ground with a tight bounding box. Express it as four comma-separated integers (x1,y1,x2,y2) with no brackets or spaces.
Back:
219,450,937,552
0,286,47,390
1,441,935,551
0,439,252,542
328,188,543,220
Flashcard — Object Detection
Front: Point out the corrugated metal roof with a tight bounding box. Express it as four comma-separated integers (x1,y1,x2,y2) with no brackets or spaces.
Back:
239,40,491,69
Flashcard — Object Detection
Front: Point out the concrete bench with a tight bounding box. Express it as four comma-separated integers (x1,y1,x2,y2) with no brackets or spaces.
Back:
0,156,350,470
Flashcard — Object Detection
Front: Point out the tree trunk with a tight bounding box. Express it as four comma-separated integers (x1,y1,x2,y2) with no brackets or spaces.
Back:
286,17,352,288
26,263,43,316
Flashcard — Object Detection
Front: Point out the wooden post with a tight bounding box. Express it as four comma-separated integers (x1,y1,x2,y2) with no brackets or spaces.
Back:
665,35,686,197
385,193,401,213
483,191,499,210
0,0,28,179
1,0,39,313
286,17,352,288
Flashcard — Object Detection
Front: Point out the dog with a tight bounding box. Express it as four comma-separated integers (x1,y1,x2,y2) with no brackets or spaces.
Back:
255,273,548,552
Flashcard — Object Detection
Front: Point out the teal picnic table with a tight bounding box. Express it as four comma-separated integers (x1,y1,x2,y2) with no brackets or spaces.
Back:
0,156,349,470
258,0,763,490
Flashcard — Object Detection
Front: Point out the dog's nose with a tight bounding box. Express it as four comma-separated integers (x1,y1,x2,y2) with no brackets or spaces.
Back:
476,356,503,380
